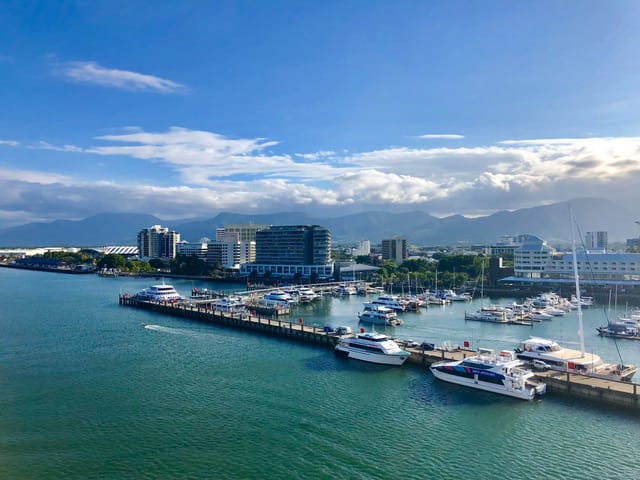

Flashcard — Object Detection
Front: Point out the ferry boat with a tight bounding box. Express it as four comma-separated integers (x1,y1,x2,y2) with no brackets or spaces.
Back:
430,349,547,401
334,332,410,365
514,337,637,381
137,284,183,302
358,304,403,326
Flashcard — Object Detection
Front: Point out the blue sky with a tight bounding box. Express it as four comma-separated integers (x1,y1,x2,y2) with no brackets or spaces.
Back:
1,1,639,228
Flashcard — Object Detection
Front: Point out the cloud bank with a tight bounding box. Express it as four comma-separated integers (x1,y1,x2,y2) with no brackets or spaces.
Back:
1,128,640,228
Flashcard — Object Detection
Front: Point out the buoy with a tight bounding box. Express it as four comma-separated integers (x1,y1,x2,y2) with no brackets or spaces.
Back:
463,340,470,348
298,317,304,324
360,327,365,333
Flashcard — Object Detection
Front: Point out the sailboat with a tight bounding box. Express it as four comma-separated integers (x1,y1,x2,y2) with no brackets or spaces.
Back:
464,259,508,323
516,212,637,381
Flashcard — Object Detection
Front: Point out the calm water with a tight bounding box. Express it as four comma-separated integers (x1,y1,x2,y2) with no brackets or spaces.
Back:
1,269,640,479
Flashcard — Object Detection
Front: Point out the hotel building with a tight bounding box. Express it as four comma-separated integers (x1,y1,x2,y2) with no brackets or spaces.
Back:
137,225,181,260
240,225,334,279
381,238,408,264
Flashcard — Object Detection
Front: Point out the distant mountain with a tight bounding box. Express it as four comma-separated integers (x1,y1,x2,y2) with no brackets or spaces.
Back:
0,213,164,247
0,198,637,247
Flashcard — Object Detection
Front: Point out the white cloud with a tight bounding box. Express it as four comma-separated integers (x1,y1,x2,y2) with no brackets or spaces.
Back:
0,140,18,147
4,130,640,227
0,166,72,184
294,151,336,160
30,141,84,153
418,134,465,139
56,61,184,93
88,128,354,185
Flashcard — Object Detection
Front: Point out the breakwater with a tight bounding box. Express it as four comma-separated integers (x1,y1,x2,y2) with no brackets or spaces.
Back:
119,294,640,411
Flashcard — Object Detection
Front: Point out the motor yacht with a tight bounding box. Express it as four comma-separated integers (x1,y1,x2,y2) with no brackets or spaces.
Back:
430,349,547,400
358,304,403,326
515,337,637,381
213,296,247,314
261,290,295,306
334,332,410,365
370,295,408,312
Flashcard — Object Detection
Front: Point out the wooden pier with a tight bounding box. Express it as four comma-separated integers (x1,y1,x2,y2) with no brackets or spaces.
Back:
119,294,640,412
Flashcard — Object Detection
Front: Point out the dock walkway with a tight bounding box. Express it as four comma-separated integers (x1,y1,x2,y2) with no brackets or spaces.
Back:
120,295,640,412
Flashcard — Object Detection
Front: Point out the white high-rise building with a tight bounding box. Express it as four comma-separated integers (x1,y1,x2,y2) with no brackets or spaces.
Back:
137,225,181,259
351,240,371,256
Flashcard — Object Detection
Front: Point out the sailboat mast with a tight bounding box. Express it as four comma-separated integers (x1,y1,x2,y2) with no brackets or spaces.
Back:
570,211,586,357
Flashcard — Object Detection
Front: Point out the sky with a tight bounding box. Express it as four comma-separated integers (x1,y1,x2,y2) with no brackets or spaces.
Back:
1,1,640,229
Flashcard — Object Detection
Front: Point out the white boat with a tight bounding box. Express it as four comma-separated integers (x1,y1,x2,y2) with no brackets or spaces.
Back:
295,286,320,302
527,310,553,321
430,349,547,401
518,215,634,381
570,294,594,308
514,337,636,380
358,304,403,326
137,284,183,302
544,307,566,317
370,295,408,312
334,332,410,365
262,290,294,306
213,296,246,314
335,283,358,296
443,289,472,302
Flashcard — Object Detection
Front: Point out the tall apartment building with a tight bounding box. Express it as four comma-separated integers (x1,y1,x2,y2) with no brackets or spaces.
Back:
240,225,333,279
207,240,255,270
137,225,181,259
584,231,608,251
381,238,407,264
216,224,271,242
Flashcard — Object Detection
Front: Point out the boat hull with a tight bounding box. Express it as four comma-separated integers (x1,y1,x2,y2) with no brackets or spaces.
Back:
334,345,409,366
430,366,539,400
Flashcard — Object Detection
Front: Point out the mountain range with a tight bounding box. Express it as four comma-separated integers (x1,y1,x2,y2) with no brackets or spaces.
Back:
0,198,637,248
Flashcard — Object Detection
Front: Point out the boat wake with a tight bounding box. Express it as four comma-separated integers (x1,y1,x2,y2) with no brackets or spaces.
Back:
143,324,205,337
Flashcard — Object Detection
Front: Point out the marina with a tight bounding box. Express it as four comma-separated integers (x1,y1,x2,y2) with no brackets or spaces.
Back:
4,269,640,479
119,285,640,411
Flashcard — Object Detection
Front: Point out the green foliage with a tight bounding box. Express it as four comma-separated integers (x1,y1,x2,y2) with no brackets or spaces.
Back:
149,258,167,270
99,254,127,269
355,255,372,265
43,250,95,265
170,254,211,276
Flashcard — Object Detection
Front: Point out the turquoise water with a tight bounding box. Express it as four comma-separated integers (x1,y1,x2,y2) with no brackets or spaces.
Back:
1,269,639,479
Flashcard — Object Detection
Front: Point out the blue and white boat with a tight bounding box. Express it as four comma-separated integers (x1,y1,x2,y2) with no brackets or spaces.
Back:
430,349,547,400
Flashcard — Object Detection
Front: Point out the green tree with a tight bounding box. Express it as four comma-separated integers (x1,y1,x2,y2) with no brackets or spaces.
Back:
170,254,210,276
98,254,127,270
149,258,167,270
